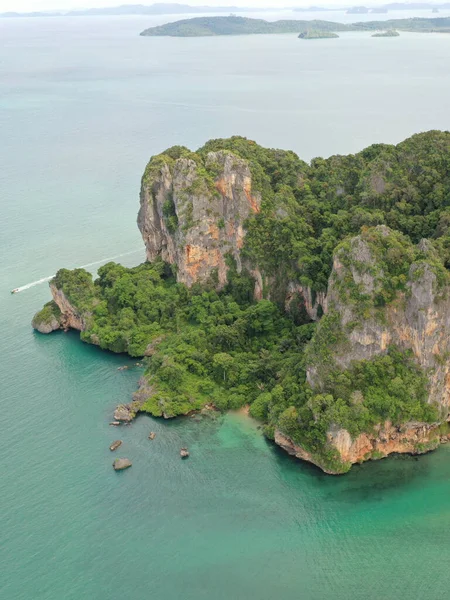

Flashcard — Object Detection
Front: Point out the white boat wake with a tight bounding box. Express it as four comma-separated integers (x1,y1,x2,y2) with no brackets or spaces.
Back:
12,248,144,294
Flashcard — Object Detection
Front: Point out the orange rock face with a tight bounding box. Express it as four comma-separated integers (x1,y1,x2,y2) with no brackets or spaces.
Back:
138,150,261,288
276,421,444,475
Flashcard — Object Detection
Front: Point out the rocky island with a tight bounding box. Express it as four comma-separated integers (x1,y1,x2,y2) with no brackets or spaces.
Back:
139,15,450,37
372,29,400,37
140,16,351,37
298,30,339,39
34,131,450,474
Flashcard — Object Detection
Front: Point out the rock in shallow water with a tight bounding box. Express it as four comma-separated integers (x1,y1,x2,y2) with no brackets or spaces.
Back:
113,458,132,471
110,440,122,451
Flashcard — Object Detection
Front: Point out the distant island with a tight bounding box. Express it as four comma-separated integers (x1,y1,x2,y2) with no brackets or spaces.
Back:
344,2,450,11
372,29,401,36
4,3,450,19
357,15,450,31
299,30,339,39
140,15,450,37
140,16,351,37
0,3,273,18
347,6,370,14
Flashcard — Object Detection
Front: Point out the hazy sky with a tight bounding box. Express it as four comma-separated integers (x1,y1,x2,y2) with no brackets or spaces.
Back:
3,0,355,13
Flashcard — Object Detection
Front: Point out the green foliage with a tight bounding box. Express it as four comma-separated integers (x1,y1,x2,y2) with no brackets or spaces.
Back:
162,195,178,233
140,16,352,37
32,301,61,327
358,17,450,32
47,259,315,420
250,392,272,420
276,347,438,454
414,439,440,454
52,268,97,313
220,131,450,295
332,227,417,316
41,131,450,469
144,131,450,301
140,15,450,38
304,310,346,368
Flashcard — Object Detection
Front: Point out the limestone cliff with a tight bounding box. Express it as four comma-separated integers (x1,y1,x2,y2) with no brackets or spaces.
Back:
276,421,446,475
274,226,450,473
32,270,94,335
138,150,261,288
308,227,450,411
49,284,88,332
32,286,88,334
137,144,324,320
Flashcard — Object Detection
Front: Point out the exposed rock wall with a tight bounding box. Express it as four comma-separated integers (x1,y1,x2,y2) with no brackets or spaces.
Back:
138,148,328,322
275,421,445,474
284,281,327,321
311,228,450,411
275,226,450,472
49,284,87,332
138,151,261,288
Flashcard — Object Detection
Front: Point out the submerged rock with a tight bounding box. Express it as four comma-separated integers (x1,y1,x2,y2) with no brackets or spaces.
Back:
113,458,132,471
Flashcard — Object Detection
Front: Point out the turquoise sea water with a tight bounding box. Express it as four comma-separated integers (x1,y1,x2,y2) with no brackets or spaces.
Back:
2,14,450,599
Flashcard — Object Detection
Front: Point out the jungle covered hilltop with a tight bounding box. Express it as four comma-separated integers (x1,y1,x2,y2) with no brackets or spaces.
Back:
33,131,450,474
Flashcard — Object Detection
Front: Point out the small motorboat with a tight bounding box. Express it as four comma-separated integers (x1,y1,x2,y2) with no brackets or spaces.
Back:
11,288,19,294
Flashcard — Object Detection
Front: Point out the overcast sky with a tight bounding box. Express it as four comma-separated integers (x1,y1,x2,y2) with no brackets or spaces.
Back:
3,0,356,13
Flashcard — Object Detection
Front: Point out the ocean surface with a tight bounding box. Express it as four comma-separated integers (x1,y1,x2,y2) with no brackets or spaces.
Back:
1,12,450,600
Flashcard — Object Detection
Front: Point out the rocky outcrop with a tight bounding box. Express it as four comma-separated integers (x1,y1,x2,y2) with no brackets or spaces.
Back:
113,458,132,471
275,430,334,473
114,401,141,422
32,301,62,334
49,284,87,332
276,422,445,474
311,227,450,410
138,150,261,288
275,226,450,472
327,421,442,462
32,286,90,335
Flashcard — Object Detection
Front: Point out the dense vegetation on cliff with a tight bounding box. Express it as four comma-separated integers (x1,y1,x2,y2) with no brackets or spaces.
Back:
198,131,450,295
35,130,450,473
